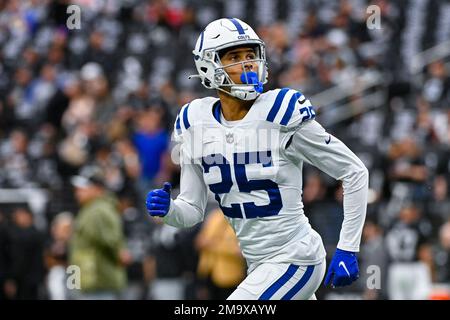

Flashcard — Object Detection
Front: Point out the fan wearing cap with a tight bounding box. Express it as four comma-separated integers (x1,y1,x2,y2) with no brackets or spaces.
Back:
71,166,107,205
69,165,131,299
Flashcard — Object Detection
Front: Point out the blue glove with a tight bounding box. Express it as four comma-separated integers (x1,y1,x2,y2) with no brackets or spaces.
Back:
146,182,172,217
324,248,359,288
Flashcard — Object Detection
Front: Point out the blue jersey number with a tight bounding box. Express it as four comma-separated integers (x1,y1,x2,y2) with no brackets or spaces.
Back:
299,105,315,122
202,151,282,219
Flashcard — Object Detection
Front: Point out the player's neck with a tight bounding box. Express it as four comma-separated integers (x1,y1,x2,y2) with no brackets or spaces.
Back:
218,91,255,121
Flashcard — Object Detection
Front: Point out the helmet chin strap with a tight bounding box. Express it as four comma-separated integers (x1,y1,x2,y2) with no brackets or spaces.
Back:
230,85,260,100
216,86,259,101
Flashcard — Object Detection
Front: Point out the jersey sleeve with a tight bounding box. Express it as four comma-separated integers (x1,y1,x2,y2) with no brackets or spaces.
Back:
264,88,316,130
163,142,208,228
164,100,209,227
285,91,317,129
285,119,369,252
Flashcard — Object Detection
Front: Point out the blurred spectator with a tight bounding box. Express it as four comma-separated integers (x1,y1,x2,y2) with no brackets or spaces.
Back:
302,170,328,205
175,224,202,299
60,74,95,133
3,207,45,300
69,165,130,300
114,139,141,181
385,204,432,262
145,219,187,300
382,137,430,225
387,137,428,185
44,211,73,300
29,124,62,189
195,209,246,300
117,191,153,300
132,105,170,199
433,221,450,284
93,143,127,193
422,61,449,109
385,204,433,299
27,63,58,124
0,129,35,188
426,175,450,231
80,62,118,129
305,173,344,253
0,210,9,300
359,220,388,300
44,74,74,130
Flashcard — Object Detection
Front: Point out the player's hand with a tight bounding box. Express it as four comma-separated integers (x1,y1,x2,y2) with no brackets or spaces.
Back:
146,182,171,217
324,248,359,288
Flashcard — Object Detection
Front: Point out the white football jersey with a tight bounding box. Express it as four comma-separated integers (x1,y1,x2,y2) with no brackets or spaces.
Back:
163,88,368,273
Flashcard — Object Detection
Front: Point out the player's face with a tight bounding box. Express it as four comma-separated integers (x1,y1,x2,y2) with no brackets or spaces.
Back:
220,47,258,84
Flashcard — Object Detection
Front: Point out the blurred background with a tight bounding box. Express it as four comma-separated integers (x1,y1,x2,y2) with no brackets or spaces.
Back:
0,0,449,300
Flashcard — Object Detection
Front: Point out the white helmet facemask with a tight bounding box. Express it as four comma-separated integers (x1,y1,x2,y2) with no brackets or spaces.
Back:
190,18,268,101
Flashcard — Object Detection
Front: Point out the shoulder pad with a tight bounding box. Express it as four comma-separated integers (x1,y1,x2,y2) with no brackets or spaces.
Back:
173,97,217,142
264,88,316,129
173,102,191,141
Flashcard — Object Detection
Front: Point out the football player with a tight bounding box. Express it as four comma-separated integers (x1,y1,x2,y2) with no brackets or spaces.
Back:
146,18,369,300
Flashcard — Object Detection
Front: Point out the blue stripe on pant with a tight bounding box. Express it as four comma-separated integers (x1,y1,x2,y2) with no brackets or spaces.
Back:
258,264,315,300
281,265,315,300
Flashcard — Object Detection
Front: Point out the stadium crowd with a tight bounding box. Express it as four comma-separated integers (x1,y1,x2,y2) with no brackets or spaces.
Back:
0,0,449,300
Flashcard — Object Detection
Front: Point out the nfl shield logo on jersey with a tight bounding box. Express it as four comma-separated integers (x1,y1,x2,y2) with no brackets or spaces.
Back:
226,133,234,144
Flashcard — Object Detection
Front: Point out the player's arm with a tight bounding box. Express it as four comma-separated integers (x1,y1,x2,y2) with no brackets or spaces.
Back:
285,119,368,251
285,119,368,287
146,144,208,228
